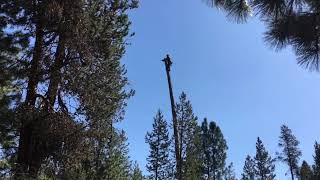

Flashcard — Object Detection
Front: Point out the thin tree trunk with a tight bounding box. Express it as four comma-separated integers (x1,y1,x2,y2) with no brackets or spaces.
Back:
46,37,65,108
289,162,295,180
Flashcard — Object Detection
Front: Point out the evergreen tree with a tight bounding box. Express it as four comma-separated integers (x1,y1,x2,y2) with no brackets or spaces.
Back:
201,118,228,180
254,137,276,180
184,125,203,180
38,129,132,180
0,0,137,178
278,125,302,180
241,155,255,180
204,0,320,71
224,163,237,180
175,92,202,179
145,110,172,180
313,142,320,179
0,11,24,178
98,130,132,180
300,161,313,180
131,161,145,180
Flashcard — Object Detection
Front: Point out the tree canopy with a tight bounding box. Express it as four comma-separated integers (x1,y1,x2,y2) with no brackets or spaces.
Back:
205,0,320,71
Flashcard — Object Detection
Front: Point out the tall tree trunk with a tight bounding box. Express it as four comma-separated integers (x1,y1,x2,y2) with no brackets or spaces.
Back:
46,37,65,108
16,21,44,178
162,55,182,180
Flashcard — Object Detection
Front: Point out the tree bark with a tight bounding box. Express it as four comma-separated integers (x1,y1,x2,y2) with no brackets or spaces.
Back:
46,37,65,108
162,55,182,180
16,21,44,178
289,161,295,180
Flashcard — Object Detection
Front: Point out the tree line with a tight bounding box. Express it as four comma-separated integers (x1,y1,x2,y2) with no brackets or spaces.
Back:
1,0,320,179
145,92,320,180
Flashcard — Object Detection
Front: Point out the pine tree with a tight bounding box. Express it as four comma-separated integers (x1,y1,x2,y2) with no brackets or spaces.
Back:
241,155,255,180
300,161,313,180
0,0,137,178
38,129,133,180
224,163,237,180
278,125,302,180
313,142,320,179
145,110,172,180
131,161,145,180
0,12,24,177
184,125,203,180
175,92,202,179
201,118,228,180
254,137,276,180
98,130,132,180
204,0,320,71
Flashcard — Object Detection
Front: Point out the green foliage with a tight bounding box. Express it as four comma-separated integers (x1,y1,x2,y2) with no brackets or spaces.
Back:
313,142,320,179
131,161,145,180
223,163,237,180
0,0,137,178
277,125,302,180
300,161,313,180
175,92,203,179
37,129,132,180
145,110,172,180
201,118,228,180
205,0,320,71
241,155,255,180
254,137,276,180
183,125,203,180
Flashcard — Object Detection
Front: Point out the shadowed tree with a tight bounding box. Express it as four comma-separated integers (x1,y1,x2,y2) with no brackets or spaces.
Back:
0,0,137,178
277,125,302,180
0,14,25,178
300,161,313,180
254,137,276,180
241,155,255,180
313,142,320,179
201,118,228,180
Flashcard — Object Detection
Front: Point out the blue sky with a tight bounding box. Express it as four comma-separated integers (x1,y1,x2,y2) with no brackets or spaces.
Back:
120,0,320,179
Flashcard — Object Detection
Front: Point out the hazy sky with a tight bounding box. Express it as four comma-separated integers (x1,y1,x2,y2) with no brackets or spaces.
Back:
120,0,320,179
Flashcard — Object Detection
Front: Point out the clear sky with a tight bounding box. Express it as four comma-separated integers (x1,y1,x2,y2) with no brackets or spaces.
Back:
120,0,320,179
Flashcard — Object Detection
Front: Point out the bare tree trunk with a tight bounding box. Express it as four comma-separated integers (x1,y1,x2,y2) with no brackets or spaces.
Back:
162,55,182,180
